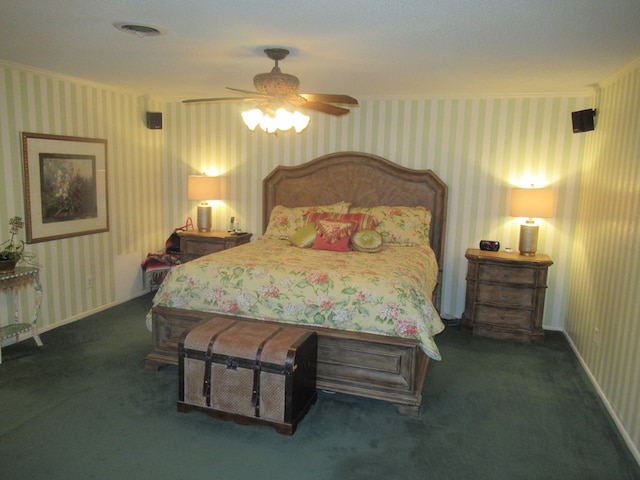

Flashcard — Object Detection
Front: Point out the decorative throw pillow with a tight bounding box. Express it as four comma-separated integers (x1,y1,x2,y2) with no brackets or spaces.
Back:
351,229,384,253
289,223,317,248
312,219,355,252
350,206,431,246
262,201,351,240
303,211,378,233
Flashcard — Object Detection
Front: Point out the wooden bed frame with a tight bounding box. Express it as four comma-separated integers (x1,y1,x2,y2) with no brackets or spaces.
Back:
145,151,448,416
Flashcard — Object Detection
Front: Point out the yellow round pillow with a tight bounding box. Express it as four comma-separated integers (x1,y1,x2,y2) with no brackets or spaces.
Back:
352,229,384,253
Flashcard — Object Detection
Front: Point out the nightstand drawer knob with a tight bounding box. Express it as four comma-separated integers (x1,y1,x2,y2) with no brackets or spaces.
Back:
503,273,510,278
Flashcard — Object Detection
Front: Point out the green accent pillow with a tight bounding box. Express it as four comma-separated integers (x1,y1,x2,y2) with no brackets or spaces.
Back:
352,229,384,253
289,223,317,248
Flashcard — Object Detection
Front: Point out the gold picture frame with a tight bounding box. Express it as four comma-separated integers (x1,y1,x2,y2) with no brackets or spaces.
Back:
21,132,109,243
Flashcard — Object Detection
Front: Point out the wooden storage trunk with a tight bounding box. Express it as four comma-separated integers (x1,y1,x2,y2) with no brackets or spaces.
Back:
178,317,317,435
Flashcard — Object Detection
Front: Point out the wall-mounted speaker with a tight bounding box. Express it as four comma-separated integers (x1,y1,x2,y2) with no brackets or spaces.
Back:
146,111,163,130
571,108,596,133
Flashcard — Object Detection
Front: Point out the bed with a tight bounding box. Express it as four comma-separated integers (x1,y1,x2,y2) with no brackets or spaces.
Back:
145,151,448,416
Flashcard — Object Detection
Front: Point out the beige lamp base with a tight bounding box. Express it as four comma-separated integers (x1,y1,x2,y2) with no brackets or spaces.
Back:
518,222,539,256
197,204,212,232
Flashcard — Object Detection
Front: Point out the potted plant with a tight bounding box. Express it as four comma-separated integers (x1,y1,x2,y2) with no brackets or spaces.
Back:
0,216,39,274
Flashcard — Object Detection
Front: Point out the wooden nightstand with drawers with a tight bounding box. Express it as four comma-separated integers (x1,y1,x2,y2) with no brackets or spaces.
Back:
177,230,252,262
461,248,553,343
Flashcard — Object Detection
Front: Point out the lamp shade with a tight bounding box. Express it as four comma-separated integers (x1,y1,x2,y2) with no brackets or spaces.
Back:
509,188,554,219
187,175,221,201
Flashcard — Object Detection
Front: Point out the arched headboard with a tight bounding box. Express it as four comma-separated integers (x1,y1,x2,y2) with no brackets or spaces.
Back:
263,151,448,310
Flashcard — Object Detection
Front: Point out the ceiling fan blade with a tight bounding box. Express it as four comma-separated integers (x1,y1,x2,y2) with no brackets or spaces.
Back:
298,93,359,105
182,96,263,104
299,102,351,116
226,87,270,97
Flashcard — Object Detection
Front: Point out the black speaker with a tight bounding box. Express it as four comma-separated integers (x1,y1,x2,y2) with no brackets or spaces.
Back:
571,109,596,133
146,111,163,129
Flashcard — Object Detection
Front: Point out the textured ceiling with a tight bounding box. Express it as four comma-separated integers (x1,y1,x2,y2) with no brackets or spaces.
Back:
1,0,640,101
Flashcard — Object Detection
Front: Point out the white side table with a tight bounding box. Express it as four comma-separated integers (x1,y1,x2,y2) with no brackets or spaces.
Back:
0,266,44,363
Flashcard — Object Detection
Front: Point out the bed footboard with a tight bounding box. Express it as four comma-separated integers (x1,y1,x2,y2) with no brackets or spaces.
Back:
145,306,429,416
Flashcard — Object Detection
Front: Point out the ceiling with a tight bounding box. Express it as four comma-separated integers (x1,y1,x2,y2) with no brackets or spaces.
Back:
2,1,640,101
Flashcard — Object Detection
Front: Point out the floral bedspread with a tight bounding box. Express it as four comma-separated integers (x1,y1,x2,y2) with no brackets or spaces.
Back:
148,238,445,360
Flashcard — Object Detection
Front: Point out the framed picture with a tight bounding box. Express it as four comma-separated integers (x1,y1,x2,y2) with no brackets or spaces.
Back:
21,132,109,243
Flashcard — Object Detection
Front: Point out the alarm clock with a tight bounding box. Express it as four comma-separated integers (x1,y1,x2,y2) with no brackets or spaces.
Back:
479,240,500,252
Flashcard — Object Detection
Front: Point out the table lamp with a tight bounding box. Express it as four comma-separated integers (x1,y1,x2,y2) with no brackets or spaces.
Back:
509,187,554,256
188,175,221,232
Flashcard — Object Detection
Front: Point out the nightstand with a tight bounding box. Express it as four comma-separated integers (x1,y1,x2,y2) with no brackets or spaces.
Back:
461,248,553,343
177,230,252,262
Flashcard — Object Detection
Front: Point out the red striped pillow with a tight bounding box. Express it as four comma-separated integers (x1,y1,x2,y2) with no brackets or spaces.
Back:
304,212,377,233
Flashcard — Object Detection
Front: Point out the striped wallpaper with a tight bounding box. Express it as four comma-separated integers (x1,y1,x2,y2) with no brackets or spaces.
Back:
0,62,166,327
1,58,638,461
164,95,589,329
566,58,640,461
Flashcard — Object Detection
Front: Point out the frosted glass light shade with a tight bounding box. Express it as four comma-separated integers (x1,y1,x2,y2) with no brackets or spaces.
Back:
241,107,310,133
509,188,554,219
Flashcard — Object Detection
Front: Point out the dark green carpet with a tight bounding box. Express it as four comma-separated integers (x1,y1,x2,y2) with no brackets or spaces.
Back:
1,293,638,480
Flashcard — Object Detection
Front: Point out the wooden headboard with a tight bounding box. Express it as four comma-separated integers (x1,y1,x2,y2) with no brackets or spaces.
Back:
262,151,448,310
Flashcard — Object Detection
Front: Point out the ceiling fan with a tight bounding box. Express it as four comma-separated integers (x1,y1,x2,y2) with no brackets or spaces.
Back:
183,48,359,117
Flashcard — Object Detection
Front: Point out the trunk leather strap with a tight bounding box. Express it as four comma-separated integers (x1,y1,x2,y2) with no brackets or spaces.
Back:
203,321,237,406
252,327,284,417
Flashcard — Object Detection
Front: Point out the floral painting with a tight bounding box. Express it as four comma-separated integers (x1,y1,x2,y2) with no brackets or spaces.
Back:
21,133,108,243
39,154,97,223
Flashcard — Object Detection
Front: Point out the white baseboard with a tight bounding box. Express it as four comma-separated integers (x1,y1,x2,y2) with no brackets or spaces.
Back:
36,290,150,335
1,290,150,352
563,331,640,467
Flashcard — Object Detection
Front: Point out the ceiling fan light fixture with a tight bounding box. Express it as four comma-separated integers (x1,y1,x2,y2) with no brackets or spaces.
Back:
184,46,355,132
241,106,310,134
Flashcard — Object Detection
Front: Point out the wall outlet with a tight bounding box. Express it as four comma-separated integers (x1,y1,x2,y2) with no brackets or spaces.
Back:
594,327,600,347
86,275,93,289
